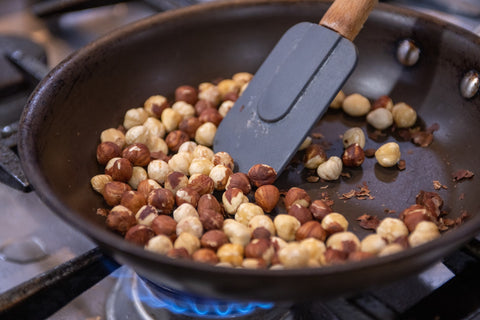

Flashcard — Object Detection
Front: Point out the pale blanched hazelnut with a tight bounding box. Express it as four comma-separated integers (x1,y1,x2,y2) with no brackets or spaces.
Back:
125,125,149,146
316,156,342,181
198,83,221,106
408,221,440,247
217,79,241,99
218,100,234,117
178,141,197,153
222,188,249,215
174,232,200,255
209,164,233,190
375,142,401,167
128,166,148,189
146,136,168,154
168,152,193,175
378,243,405,257
145,235,173,255
161,108,182,132
91,174,113,193
366,108,393,130
195,122,217,146
329,90,345,109
376,217,409,243
143,117,166,138
278,242,310,268
193,145,214,160
343,127,366,148
392,102,417,128
217,243,244,267
171,101,195,119
321,212,348,234
124,107,149,129
213,152,235,171
326,231,360,252
298,136,312,151
176,216,203,238
223,219,252,246
242,258,267,269
360,234,387,254
232,72,253,86
173,203,199,222
342,93,371,117
235,203,264,226
100,128,126,149
147,160,172,184
300,238,327,266
247,215,276,236
144,95,169,117
274,214,301,241
189,157,214,176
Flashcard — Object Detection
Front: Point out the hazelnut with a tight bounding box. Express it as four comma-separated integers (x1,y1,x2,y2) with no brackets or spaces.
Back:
164,172,188,194
213,151,235,171
135,204,159,227
151,215,177,242
147,188,175,214
189,157,214,176
288,204,313,225
342,93,371,117
295,220,326,241
199,208,224,230
223,219,252,246
222,188,249,215
100,128,126,149
321,212,348,234
216,243,244,267
248,164,277,187
167,247,191,259
278,242,310,268
298,136,312,151
175,85,198,105
209,164,233,190
245,238,275,264
178,141,197,153
146,136,168,154
342,143,365,167
137,179,161,199
125,225,155,246
91,174,113,193
176,216,203,239
242,258,268,269
316,156,343,181
252,227,272,239
366,108,393,130
195,122,217,147
161,108,182,132
179,117,202,139
284,187,311,210
197,194,222,215
378,243,405,257
175,187,200,207
375,142,401,167
174,232,200,255
254,185,280,213
273,214,301,241
372,95,393,111
102,181,132,206
199,108,223,126
171,101,195,120
392,102,417,128
147,159,172,184
303,144,327,169
408,221,440,247
376,217,409,243
342,127,366,149
165,130,190,153
248,215,276,236
173,203,199,222
194,99,215,116
235,203,264,226
309,199,333,221
226,172,251,194
192,145,214,160
120,190,147,214
200,230,229,251
217,79,241,99
106,205,136,235
168,152,193,176
326,231,361,253
128,166,148,190
192,248,219,265
348,251,375,262
360,234,387,254
96,141,121,165
400,204,435,232
324,248,348,265
144,95,169,118
300,238,326,266
198,82,221,106
329,90,345,109
145,235,173,255
125,125,149,146
143,117,166,139
232,72,253,86
105,158,133,182
188,174,214,195
123,108,149,130
218,100,235,117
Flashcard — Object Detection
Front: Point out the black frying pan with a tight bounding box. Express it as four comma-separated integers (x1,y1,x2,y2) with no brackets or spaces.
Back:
18,0,480,302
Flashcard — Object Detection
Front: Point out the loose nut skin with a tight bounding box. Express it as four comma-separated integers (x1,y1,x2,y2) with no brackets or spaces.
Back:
415,190,443,219
295,220,326,241
284,187,311,211
226,172,251,194
102,181,132,206
254,185,280,213
122,143,150,166
342,143,365,167
400,204,435,232
125,225,155,246
151,215,177,242
200,230,229,251
248,164,277,187
147,188,175,215
309,199,333,221
97,142,121,165
106,205,136,235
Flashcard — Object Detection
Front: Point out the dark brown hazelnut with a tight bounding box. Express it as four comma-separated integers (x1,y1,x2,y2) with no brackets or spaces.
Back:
223,91,239,102
179,117,202,139
254,185,280,213
200,230,229,252
165,130,190,153
147,188,175,214
175,186,200,207
284,187,311,211
199,108,223,126
188,174,214,195
198,208,224,231
324,248,348,265
106,205,136,235
197,194,223,215
96,141,121,165
150,151,171,162
309,199,333,221
194,99,215,116
245,238,274,262
226,172,251,194
295,220,326,241
248,164,277,187
166,247,191,259
151,214,177,242
125,225,155,246
192,248,219,265
137,179,161,199
102,181,132,206
175,85,198,105
252,227,272,239
122,143,151,166
415,190,443,219
164,171,188,194
288,203,313,225
348,251,375,262
120,190,147,214
342,143,365,167
105,158,133,182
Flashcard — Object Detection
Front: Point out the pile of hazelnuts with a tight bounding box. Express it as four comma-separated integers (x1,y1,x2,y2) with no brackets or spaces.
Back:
91,73,445,269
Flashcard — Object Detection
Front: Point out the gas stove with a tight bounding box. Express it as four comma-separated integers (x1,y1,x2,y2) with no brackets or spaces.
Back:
1,1,480,319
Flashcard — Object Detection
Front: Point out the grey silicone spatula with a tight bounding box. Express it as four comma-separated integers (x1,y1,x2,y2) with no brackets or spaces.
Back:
213,0,377,174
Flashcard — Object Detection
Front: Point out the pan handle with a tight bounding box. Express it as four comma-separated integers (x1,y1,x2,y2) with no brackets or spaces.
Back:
319,0,378,41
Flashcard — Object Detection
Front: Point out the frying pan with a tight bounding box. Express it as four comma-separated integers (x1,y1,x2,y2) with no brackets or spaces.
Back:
18,0,480,302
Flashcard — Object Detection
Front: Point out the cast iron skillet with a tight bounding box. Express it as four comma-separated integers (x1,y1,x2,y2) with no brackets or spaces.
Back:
18,0,480,302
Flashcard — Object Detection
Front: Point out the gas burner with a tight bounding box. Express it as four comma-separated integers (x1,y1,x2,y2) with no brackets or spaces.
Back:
106,268,288,320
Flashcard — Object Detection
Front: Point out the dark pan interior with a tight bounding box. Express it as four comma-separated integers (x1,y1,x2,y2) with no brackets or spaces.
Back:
19,0,480,301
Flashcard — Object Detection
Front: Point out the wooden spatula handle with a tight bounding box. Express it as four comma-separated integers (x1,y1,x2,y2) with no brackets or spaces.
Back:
320,0,378,41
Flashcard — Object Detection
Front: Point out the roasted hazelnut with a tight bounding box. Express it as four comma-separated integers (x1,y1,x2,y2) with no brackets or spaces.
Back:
143,117,166,139
106,205,136,235
178,141,197,153
348,251,375,262
273,214,301,241
175,85,198,105
378,243,405,257
278,242,310,268
375,142,401,167
400,204,435,232
248,164,277,187
217,79,241,99
193,144,214,160
209,164,233,190
309,199,333,221
161,108,182,132
303,144,327,169
125,225,155,246
342,143,365,167
145,235,173,255
90,174,113,193
194,99,215,116
137,179,161,199
329,90,345,109
298,136,312,151
217,243,244,267
199,108,223,126
288,204,313,225
197,194,222,215
222,188,249,215
317,156,343,181
392,102,417,128
165,130,190,153
173,203,199,222
212,151,235,171
284,187,311,211
245,238,274,264
166,247,191,259
200,230,229,251
176,216,203,239
254,185,280,213
232,72,253,86
342,93,371,117
147,159,172,184
376,217,409,243
218,100,234,117
342,127,366,149
144,95,169,118
326,231,361,253
147,188,175,214
97,141,122,165
192,248,219,265
324,248,348,265
120,190,147,214
295,220,326,241
366,108,393,130
135,204,159,227
105,158,133,182
226,172,251,194
199,208,224,231
151,215,177,242
188,174,214,195
168,152,193,176
321,212,348,234
408,221,440,247
235,203,264,226
189,156,214,177
252,227,272,239
242,258,268,269
174,232,200,255
128,166,148,190
164,171,188,194
172,101,195,120
360,234,387,254
300,238,327,266
372,95,393,111
175,187,200,207
223,219,252,246
102,181,132,206
195,122,217,147
100,128,126,149
248,215,276,236
179,117,202,139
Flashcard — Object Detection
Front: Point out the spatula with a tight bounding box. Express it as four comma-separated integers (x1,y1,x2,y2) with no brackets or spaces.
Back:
213,0,377,174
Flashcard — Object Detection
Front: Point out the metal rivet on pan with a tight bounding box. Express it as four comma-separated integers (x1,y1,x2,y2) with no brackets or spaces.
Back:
396,39,420,66
460,70,480,99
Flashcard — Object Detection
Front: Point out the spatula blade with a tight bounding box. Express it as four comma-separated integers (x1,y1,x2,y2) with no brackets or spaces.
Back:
213,22,357,174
